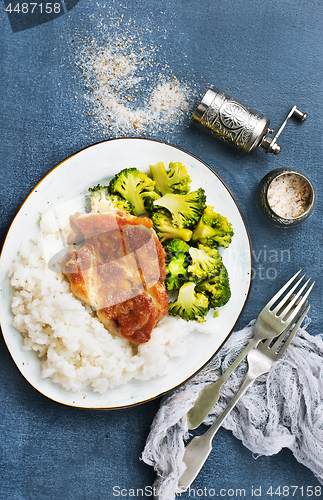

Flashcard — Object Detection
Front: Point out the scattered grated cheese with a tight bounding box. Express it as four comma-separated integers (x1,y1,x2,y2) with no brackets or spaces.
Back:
267,173,311,219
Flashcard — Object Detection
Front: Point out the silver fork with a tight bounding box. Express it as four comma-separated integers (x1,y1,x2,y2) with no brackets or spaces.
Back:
178,303,310,492
187,270,314,430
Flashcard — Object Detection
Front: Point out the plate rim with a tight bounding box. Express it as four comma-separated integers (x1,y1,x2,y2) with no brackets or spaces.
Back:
0,136,253,409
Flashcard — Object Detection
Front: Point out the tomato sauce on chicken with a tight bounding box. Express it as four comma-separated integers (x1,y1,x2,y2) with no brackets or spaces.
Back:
62,210,168,344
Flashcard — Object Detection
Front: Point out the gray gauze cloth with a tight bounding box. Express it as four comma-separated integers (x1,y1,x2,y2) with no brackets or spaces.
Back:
142,320,323,500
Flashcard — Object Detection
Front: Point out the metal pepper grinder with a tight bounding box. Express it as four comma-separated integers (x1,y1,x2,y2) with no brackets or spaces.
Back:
192,85,307,154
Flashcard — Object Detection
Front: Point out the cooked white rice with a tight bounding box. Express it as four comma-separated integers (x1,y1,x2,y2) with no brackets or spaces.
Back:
9,204,205,393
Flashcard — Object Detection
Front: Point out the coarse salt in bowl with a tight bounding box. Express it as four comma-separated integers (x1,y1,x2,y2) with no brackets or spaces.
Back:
256,168,315,227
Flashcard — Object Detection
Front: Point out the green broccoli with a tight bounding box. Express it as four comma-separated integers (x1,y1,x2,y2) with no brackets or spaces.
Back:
196,264,231,309
149,161,191,195
85,184,134,214
108,167,159,216
164,238,191,255
192,206,234,248
151,209,193,243
187,244,223,282
109,194,135,213
153,188,206,229
142,190,161,213
168,282,209,323
164,239,190,290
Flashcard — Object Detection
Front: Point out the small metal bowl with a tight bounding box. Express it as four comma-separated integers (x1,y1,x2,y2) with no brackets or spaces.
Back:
256,168,315,227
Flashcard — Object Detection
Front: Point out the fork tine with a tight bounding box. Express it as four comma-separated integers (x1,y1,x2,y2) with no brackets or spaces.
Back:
285,281,314,325
266,269,302,310
262,298,309,351
270,302,308,351
272,273,305,314
276,277,311,318
275,304,310,357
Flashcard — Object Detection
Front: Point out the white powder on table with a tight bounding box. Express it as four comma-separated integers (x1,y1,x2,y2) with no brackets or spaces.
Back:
72,14,192,137
267,173,311,219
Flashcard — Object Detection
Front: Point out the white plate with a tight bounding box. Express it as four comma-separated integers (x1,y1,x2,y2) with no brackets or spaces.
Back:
0,138,252,409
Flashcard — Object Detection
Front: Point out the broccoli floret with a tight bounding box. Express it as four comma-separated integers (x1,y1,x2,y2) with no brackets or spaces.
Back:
153,188,206,229
187,244,223,282
109,194,135,213
151,209,193,243
85,184,108,213
168,282,209,323
149,161,191,195
192,206,234,248
85,184,134,214
165,238,191,255
164,239,190,290
143,190,161,213
196,264,231,309
108,167,159,216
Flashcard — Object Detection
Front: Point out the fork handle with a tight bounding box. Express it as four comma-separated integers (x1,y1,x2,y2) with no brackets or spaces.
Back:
178,372,257,492
187,337,259,430
203,371,256,442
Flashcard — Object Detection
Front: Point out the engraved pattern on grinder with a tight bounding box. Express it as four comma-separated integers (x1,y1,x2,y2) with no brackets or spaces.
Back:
200,90,261,150
193,85,307,154
219,101,248,129
193,86,272,153
204,105,219,129
237,114,261,148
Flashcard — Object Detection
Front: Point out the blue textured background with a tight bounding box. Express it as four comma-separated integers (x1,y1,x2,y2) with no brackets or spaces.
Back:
1,0,322,499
